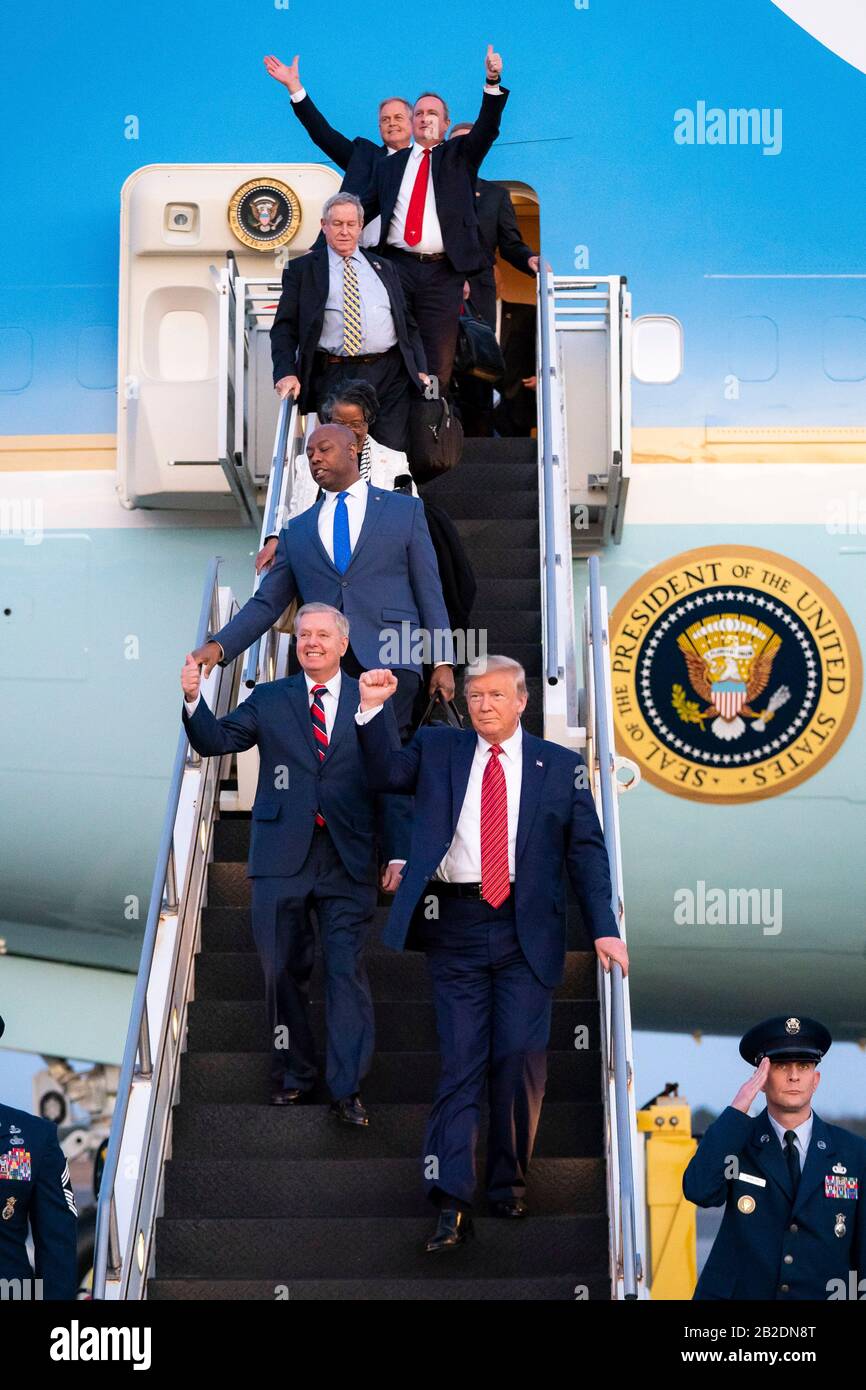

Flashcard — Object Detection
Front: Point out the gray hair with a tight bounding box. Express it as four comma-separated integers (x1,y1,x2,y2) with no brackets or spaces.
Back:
463,654,527,700
294,602,350,640
378,96,412,118
321,192,365,227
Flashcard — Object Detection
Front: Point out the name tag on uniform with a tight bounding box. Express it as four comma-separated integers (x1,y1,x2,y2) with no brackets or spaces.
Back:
0,1150,32,1180
738,1172,767,1188
825,1175,858,1199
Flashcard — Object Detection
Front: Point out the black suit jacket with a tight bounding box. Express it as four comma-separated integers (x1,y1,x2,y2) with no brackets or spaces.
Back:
468,179,536,327
363,89,509,276
290,91,388,197
270,245,427,407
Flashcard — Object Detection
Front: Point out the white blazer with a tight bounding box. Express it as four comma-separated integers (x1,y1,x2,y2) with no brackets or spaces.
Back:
287,434,418,517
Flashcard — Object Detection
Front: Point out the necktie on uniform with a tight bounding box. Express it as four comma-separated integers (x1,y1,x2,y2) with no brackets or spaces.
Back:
342,256,363,355
332,491,352,573
784,1130,801,1198
404,148,431,247
480,743,510,908
310,684,329,826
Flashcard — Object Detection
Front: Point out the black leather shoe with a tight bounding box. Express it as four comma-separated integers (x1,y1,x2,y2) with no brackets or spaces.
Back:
424,1208,474,1253
270,1087,306,1106
489,1198,528,1218
329,1094,369,1126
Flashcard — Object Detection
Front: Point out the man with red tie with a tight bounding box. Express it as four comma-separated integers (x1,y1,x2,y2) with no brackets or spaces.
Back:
182,604,392,1125
362,45,509,396
356,656,629,1251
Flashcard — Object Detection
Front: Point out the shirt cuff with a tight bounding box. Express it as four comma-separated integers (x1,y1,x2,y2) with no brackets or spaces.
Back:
483,82,502,94
387,859,407,868
432,661,452,670
290,87,307,103
183,693,201,715
355,704,384,725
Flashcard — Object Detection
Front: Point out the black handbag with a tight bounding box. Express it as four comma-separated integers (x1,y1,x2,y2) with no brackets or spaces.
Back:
409,395,464,483
418,689,465,730
454,299,506,383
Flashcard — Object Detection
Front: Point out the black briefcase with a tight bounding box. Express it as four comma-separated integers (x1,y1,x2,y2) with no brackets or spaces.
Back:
454,300,506,383
418,689,465,730
409,396,464,483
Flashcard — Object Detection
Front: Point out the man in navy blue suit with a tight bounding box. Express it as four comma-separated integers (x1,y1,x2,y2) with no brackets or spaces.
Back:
355,657,629,1250
0,1014,79,1298
191,422,456,737
182,605,392,1124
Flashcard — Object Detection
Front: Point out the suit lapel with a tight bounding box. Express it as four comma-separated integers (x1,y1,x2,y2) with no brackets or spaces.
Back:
321,676,355,763
748,1108,794,1202
345,484,387,569
450,730,478,832
299,495,340,575
311,246,330,310
286,675,319,762
515,732,549,864
382,149,410,225
793,1112,833,1214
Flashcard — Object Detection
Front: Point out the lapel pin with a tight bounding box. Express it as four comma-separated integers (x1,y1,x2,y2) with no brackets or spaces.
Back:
536,759,543,767
833,1163,847,1175
737,1195,756,1214
817,1139,827,1150
834,1212,847,1238
2,1197,15,1221
760,1133,770,1143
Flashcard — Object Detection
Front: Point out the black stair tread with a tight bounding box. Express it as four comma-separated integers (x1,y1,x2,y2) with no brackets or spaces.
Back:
424,491,538,520
420,460,537,494
193,941,598,999
170,1101,603,1160
152,1213,609,1279
473,577,541,609
448,436,537,462
467,549,540,579
185,999,599,1053
454,518,538,548
179,1049,602,1103
161,1156,605,1218
147,1275,609,1300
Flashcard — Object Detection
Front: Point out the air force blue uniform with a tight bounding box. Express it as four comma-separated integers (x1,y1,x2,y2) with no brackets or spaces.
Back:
183,673,382,1102
0,1102,78,1300
684,1105,866,1300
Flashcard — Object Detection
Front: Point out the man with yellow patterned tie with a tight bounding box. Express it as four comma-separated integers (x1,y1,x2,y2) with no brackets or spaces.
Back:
272,192,429,452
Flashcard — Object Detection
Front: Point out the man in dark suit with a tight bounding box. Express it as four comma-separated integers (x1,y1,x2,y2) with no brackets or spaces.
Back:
363,45,509,395
264,52,412,203
0,1015,79,1298
182,606,389,1122
271,193,427,452
355,657,629,1251
684,1015,866,1300
191,423,456,731
494,297,538,437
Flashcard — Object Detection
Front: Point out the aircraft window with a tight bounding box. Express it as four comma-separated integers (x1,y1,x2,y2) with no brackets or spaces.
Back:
632,314,683,384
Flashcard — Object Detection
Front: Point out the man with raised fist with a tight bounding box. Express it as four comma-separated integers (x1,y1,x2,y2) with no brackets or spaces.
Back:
182,604,397,1124
355,657,628,1251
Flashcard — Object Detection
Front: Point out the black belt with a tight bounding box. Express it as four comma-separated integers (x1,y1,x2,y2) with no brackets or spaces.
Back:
425,879,514,901
317,348,395,365
390,249,447,263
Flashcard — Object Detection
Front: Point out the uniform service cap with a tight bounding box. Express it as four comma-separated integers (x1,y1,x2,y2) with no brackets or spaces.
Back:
739,1015,831,1066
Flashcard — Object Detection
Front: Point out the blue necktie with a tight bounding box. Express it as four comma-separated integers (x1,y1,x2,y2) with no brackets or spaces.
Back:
332,491,352,573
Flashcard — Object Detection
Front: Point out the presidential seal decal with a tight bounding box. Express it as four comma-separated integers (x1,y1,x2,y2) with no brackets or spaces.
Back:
228,178,302,251
609,547,861,803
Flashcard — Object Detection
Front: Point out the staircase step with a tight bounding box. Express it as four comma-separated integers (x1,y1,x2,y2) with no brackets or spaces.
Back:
148,1274,608,1300
454,518,538,550
162,1156,604,1218
170,1102,603,1160
179,1048,602,1104
186,999,599,1053
473,577,541,611
467,609,540,645
455,436,537,464
153,1214,609,1280
425,490,538,521
420,460,537,496
193,939,598,999
464,548,540,579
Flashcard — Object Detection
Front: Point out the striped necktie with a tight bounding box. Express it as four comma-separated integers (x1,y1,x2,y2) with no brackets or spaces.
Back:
480,744,510,908
342,256,363,356
310,684,329,826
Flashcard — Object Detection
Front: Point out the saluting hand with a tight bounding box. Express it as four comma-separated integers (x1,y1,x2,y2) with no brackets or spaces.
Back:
264,53,301,95
181,653,201,703
485,44,503,82
731,1056,771,1114
359,669,399,710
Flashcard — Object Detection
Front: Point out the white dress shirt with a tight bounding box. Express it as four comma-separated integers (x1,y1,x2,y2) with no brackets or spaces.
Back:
387,143,445,254
437,725,522,882
768,1110,813,1170
319,246,397,356
317,477,368,561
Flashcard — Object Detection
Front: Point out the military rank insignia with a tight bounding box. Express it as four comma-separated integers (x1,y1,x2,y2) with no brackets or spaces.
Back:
0,1150,32,1180
825,1174,858,1200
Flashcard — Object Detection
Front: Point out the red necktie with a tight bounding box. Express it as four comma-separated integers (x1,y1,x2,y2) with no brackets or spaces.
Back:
480,744,510,908
404,148,431,247
310,684,328,826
